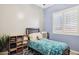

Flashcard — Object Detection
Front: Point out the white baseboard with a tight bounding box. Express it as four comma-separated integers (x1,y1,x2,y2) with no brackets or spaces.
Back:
70,50,79,54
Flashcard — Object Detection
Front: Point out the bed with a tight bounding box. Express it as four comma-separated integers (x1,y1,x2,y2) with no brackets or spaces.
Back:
26,28,70,55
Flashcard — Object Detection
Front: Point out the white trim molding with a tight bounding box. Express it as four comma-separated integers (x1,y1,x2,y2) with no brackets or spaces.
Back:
70,50,79,55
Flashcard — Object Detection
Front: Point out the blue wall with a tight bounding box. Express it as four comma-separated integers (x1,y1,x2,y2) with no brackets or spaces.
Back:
44,4,79,51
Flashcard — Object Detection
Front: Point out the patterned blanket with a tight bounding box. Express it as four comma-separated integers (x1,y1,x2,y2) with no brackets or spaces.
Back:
28,38,69,55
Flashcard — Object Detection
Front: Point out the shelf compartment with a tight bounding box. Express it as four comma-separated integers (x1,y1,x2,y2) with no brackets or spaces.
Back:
23,36,28,40
10,48,16,52
16,42,23,46
23,41,28,44
10,41,16,44
17,47,23,53
16,51,23,55
9,50,16,55
17,45,23,48
23,44,27,49
16,40,23,43
10,43,16,48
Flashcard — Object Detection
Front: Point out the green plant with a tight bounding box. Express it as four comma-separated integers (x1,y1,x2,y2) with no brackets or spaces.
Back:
0,35,9,52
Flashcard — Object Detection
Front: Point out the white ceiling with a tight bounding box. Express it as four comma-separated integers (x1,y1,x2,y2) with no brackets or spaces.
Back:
35,4,53,8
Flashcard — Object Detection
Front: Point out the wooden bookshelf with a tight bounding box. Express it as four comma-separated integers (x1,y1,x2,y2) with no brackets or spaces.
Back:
8,35,28,55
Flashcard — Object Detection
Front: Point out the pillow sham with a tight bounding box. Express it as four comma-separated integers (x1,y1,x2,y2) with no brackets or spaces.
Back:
29,32,43,40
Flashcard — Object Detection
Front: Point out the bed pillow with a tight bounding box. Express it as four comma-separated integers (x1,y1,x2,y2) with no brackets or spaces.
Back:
29,32,43,40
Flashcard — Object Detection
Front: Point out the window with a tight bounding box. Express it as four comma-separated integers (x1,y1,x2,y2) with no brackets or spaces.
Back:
52,6,79,35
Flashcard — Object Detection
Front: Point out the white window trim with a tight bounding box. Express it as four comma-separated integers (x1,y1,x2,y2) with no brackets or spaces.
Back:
52,6,79,36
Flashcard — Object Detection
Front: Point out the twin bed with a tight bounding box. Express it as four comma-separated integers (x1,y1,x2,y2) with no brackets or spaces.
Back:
26,28,70,55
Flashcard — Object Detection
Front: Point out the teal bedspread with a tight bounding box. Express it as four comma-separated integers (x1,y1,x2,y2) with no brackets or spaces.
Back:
28,38,69,55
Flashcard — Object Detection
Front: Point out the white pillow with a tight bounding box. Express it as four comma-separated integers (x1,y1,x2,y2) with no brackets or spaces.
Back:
29,32,43,40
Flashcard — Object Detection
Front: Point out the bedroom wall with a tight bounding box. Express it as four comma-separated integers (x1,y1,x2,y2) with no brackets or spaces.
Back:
44,4,79,51
0,4,44,36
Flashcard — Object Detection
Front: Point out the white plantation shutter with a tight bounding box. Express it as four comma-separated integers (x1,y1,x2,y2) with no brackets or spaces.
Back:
52,6,79,35
53,11,64,34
